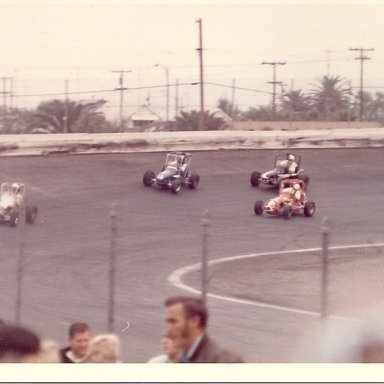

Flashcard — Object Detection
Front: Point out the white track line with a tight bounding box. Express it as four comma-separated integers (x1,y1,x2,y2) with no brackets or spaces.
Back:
168,243,384,321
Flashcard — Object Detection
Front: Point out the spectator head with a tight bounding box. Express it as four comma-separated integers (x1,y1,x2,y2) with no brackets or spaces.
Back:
37,339,60,363
164,296,208,350
83,334,121,363
0,324,40,363
67,322,91,360
295,308,384,363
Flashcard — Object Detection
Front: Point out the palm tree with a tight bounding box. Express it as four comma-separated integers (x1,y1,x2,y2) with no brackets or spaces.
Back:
279,89,312,120
30,99,107,133
309,75,351,121
175,110,227,131
217,97,241,120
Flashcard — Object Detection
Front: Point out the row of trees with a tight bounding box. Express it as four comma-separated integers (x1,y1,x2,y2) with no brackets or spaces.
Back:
1,75,384,133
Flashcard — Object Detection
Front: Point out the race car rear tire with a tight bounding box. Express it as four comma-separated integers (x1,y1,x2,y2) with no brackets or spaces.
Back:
283,204,292,219
299,174,310,189
171,179,181,194
304,201,316,217
250,171,261,187
26,206,38,224
189,174,200,189
143,170,155,187
254,200,264,215
9,212,19,227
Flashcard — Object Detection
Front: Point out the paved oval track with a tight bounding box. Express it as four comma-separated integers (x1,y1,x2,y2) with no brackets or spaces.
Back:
0,147,383,362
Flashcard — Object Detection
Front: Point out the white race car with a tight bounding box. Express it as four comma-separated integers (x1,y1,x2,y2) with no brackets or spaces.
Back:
250,153,309,189
0,182,38,227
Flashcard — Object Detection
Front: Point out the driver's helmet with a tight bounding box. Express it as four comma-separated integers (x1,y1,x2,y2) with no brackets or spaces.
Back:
11,183,20,194
293,183,301,190
288,154,295,161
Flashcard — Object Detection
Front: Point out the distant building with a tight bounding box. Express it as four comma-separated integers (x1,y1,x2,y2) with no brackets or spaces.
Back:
211,108,233,129
128,104,163,131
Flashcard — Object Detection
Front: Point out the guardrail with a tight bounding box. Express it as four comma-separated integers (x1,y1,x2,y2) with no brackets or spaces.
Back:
0,129,383,156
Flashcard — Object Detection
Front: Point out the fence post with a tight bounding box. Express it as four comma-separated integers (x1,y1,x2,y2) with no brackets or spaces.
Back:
321,217,330,322
15,205,26,324
108,203,117,333
201,210,210,306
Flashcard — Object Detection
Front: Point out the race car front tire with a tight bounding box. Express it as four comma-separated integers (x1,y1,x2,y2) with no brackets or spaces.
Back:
250,171,261,187
143,170,155,187
26,206,38,224
171,179,181,194
254,200,264,215
304,201,316,217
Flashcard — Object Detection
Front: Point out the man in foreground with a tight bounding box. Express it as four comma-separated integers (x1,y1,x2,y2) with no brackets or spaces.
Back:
163,296,244,363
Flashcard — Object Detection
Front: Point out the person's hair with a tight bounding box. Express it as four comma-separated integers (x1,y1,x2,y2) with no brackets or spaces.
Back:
0,324,40,362
164,296,208,329
83,333,121,363
68,322,90,339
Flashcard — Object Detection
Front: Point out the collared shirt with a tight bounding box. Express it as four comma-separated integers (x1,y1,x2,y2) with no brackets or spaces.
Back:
65,350,85,363
181,332,204,362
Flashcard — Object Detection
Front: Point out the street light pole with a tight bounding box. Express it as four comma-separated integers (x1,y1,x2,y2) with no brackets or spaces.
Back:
196,18,205,131
155,64,169,123
112,70,131,130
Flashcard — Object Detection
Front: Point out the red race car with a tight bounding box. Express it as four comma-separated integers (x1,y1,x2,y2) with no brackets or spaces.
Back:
254,179,315,219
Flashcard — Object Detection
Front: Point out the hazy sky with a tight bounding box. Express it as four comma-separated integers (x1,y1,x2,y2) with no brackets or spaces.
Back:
1,1,383,119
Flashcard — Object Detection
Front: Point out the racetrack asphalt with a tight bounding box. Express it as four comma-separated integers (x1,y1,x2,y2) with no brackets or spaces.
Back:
0,147,383,363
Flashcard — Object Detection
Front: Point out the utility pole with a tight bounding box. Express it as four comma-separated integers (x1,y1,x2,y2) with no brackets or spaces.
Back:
196,18,205,131
262,61,286,120
64,79,69,133
349,47,374,122
154,64,170,123
175,78,179,120
0,77,11,132
112,70,131,130
231,78,236,106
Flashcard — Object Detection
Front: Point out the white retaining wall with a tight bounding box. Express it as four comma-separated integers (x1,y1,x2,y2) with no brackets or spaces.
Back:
0,129,383,156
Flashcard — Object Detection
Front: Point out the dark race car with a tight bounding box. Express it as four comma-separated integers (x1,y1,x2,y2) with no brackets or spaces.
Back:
143,152,200,194
254,178,315,219
250,153,309,189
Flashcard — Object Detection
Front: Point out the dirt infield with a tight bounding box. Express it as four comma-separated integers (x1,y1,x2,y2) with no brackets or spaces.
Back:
182,245,384,318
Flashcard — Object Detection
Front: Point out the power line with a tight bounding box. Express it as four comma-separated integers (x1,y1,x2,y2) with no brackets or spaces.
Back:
205,82,271,95
12,82,198,98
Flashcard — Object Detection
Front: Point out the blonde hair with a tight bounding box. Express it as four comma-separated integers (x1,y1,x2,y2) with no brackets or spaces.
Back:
84,333,121,363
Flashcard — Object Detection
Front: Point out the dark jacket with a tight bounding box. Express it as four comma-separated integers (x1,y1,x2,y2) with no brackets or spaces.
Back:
188,334,244,363
59,347,74,363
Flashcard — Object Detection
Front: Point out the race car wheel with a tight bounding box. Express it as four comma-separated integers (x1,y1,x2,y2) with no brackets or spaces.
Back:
26,206,38,224
171,179,181,194
304,201,316,217
250,171,261,187
283,204,292,219
9,212,19,227
299,174,310,189
143,170,155,187
254,200,264,215
189,174,200,189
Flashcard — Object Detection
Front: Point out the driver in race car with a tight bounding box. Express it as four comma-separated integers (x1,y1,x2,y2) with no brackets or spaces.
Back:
286,154,298,174
282,182,303,204
11,183,23,206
